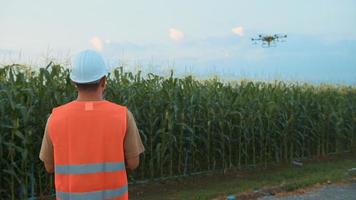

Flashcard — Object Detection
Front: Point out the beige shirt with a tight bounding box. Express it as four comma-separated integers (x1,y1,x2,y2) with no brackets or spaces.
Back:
39,110,145,164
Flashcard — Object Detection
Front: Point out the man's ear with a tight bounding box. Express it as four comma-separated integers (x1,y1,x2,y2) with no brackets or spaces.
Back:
100,77,107,88
71,81,78,89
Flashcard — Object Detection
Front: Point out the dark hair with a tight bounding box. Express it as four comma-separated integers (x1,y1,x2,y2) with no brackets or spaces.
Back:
74,77,104,91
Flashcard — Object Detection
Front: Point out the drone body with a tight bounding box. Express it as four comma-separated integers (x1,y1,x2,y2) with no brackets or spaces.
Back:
251,34,287,47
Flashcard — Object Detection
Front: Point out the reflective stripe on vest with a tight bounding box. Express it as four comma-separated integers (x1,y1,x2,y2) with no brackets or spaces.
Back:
49,101,128,200
55,162,125,174
56,185,128,200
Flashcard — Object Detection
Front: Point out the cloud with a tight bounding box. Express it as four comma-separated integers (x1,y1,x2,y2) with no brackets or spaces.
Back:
89,36,103,51
232,26,244,36
169,28,184,41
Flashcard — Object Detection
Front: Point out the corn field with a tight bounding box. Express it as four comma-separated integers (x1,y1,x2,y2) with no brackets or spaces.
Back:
1,63,356,199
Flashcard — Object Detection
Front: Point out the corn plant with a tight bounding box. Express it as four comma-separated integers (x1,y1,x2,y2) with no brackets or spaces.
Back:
0,64,355,199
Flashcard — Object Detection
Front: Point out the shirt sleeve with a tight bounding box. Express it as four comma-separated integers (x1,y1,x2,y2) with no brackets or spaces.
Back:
39,115,54,164
124,110,145,159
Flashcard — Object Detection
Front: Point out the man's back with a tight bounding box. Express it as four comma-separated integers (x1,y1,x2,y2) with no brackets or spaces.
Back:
49,100,129,199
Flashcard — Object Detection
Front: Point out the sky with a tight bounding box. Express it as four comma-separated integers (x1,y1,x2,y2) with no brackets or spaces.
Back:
0,0,356,84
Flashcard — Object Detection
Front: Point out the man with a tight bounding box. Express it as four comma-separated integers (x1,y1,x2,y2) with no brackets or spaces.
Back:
39,50,144,200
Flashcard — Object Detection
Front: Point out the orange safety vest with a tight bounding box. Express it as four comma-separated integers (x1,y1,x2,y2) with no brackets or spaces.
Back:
48,100,128,200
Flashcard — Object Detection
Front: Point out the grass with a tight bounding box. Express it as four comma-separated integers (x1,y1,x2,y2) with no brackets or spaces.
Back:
129,155,356,200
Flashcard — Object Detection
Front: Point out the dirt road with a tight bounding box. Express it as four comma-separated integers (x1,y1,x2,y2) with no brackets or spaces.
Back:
259,183,356,200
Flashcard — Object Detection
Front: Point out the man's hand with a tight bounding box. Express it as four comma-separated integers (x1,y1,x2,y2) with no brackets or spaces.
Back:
125,156,140,170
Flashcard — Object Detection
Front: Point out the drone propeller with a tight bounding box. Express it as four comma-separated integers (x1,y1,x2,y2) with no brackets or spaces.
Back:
277,34,287,38
273,34,286,38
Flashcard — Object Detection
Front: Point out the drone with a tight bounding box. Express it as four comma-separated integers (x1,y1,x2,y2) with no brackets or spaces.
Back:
251,34,287,47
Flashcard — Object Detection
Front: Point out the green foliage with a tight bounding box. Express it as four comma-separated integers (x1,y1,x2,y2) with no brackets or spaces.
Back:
0,64,355,199
171,158,356,200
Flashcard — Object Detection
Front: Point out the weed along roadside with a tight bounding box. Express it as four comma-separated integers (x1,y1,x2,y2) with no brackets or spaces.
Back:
1,64,356,199
128,156,356,200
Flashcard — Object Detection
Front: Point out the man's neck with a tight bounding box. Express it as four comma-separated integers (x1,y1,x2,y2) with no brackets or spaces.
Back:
76,92,104,101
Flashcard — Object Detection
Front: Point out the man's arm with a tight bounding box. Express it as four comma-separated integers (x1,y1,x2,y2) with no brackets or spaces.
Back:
124,110,145,170
44,161,54,173
39,116,55,173
126,156,140,170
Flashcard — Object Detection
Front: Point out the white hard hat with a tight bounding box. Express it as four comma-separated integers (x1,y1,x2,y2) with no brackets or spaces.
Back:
70,50,108,83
